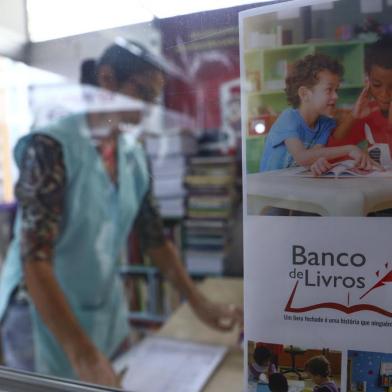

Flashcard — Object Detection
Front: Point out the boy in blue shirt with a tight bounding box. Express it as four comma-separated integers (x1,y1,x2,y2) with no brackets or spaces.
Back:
260,53,377,176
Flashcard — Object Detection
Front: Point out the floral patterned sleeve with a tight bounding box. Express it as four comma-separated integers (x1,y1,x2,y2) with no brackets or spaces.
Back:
15,133,165,262
15,134,66,264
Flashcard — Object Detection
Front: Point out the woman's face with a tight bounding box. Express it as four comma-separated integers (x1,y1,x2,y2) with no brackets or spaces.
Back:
116,69,165,124
120,69,165,104
368,65,392,112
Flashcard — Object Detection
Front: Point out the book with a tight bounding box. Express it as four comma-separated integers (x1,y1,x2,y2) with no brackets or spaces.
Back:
153,178,186,198
157,197,184,218
185,250,225,274
297,160,392,178
113,336,227,392
145,133,197,157
150,156,187,178
184,219,228,229
185,175,234,187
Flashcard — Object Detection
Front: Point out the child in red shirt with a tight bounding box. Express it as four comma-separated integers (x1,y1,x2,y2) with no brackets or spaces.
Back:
329,35,392,157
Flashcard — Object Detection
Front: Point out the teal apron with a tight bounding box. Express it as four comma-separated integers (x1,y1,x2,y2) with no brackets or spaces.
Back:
0,114,149,378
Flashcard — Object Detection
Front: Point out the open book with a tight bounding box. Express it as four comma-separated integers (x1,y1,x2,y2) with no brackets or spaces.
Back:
298,160,392,178
113,336,228,392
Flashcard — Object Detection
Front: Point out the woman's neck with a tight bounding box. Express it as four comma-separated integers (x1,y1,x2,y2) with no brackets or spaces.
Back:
87,113,118,137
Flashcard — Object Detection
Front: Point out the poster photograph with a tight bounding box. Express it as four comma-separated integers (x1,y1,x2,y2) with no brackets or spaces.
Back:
240,1,392,392
247,341,342,392
242,0,392,217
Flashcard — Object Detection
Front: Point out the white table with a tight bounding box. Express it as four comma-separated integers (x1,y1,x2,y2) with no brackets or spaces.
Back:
247,169,392,216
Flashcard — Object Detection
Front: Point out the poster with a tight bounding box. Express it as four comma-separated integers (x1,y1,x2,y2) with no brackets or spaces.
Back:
240,1,392,392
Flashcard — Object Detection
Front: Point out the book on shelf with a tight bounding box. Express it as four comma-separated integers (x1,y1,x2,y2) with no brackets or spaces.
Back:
147,134,197,219
185,249,225,275
188,155,236,176
186,209,232,219
188,195,233,209
153,177,186,198
123,270,181,322
150,155,187,177
184,219,228,229
185,235,226,248
184,174,234,187
183,217,230,275
157,197,185,218
123,276,150,313
182,152,239,277
145,133,197,157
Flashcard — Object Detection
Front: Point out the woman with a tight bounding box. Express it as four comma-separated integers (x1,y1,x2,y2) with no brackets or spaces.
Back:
0,39,241,387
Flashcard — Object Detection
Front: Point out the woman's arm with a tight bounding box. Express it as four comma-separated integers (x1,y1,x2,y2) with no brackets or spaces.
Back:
24,261,119,386
18,135,119,387
134,187,242,330
147,240,242,330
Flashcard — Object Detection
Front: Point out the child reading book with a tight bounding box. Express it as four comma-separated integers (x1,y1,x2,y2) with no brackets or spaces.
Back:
329,34,392,157
259,53,378,176
305,355,339,392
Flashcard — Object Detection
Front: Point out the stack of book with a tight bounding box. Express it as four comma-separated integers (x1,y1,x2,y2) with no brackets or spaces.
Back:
145,132,197,218
183,155,238,275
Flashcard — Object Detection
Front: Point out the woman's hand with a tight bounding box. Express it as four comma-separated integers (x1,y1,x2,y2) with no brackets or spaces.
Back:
69,342,121,388
189,293,243,331
310,157,332,176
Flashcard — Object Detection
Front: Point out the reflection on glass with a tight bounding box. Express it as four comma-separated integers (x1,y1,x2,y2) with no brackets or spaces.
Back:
0,26,242,391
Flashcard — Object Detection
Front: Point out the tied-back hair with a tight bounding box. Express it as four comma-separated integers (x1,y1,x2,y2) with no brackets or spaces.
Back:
285,53,344,108
80,41,161,86
80,59,98,85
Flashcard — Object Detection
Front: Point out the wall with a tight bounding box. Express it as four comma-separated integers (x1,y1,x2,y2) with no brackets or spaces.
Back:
159,2,276,130
311,0,392,41
0,0,28,60
27,22,161,81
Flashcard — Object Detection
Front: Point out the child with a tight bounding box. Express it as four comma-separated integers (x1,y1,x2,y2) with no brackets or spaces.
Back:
329,34,392,155
269,373,289,392
305,355,339,392
259,53,377,176
249,346,276,382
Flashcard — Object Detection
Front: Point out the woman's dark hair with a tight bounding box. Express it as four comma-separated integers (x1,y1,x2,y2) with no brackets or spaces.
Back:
285,53,344,108
80,40,161,86
80,59,98,85
365,34,392,73
253,346,272,366
305,355,331,378
269,373,289,392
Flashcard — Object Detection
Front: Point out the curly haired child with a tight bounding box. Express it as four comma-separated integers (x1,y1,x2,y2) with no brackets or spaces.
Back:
260,53,378,176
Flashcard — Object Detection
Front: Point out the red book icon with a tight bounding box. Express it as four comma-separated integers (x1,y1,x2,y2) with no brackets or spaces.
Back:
285,268,392,317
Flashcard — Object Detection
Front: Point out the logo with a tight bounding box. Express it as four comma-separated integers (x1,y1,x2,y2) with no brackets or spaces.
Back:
285,245,392,317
